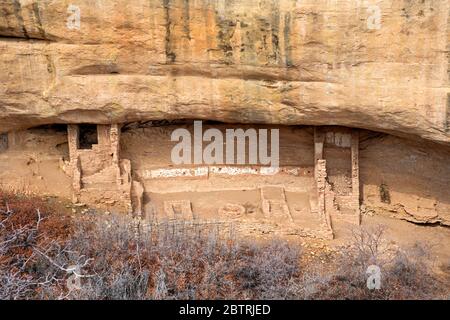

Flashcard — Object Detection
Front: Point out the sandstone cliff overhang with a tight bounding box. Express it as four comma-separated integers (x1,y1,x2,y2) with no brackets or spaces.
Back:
0,0,449,145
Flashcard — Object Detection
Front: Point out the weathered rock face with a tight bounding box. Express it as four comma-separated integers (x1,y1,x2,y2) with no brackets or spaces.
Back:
0,0,449,145
0,1,449,232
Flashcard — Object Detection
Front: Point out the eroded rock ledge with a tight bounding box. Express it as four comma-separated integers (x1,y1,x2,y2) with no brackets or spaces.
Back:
0,0,449,145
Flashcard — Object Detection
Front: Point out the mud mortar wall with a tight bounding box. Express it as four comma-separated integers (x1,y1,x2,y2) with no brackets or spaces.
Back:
0,124,448,227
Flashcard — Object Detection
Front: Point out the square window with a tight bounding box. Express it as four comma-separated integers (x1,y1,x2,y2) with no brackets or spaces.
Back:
78,124,98,150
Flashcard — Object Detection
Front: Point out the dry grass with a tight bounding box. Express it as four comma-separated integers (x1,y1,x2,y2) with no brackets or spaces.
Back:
298,226,448,300
0,191,447,300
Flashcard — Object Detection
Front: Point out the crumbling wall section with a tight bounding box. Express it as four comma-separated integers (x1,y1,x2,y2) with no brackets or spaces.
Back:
314,127,361,227
0,127,71,197
315,159,333,238
67,124,135,213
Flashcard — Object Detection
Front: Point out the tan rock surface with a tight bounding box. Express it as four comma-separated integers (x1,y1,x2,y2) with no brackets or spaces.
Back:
0,0,449,145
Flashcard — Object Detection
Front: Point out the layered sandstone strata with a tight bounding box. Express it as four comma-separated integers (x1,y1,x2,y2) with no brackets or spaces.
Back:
0,1,449,232
0,0,449,145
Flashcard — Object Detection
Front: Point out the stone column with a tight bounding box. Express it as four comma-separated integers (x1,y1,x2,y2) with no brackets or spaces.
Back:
314,127,325,166
316,159,327,218
351,130,360,223
67,125,81,202
67,125,79,161
110,124,122,186
314,127,326,218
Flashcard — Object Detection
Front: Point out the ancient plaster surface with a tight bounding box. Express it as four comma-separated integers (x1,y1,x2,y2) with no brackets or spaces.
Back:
0,123,448,238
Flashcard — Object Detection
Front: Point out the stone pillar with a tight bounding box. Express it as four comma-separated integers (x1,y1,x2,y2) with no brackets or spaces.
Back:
314,127,326,216
67,125,81,202
110,124,122,186
121,158,133,213
316,159,333,238
316,159,327,218
72,157,81,202
351,130,360,223
132,180,144,216
67,125,79,161
97,125,110,146
314,127,325,165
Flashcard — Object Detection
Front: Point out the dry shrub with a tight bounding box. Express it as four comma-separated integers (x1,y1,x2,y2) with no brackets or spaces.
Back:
303,225,447,300
0,191,73,299
67,217,301,300
1,192,447,300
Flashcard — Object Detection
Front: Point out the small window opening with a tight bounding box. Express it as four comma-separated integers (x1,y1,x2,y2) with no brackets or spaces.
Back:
79,124,98,150
0,133,8,153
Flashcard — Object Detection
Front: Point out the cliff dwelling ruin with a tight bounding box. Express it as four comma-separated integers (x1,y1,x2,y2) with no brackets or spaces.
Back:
0,0,449,241
0,122,448,240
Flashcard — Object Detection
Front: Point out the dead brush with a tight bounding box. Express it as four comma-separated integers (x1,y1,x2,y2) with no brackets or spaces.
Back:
1,191,447,300
56,216,302,300
0,195,76,299
303,225,446,300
